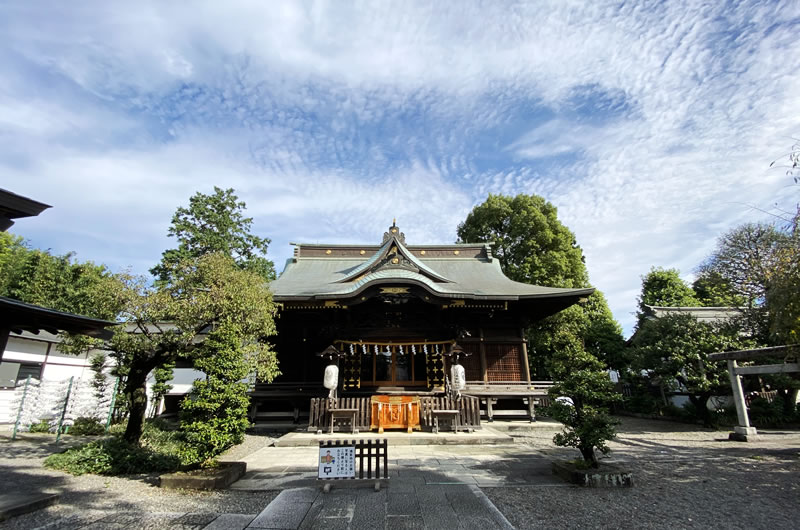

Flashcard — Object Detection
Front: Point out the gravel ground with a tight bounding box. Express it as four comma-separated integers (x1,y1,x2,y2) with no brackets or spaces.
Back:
486,417,800,530
0,431,281,530
2,420,798,529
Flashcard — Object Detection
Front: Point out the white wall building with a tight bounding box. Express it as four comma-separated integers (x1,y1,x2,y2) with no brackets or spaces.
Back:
0,331,202,424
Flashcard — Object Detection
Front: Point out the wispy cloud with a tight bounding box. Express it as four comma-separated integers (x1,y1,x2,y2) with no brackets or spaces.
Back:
1,1,799,335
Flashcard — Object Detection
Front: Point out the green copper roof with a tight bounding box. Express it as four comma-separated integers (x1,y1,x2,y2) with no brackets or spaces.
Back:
336,234,452,283
271,223,593,303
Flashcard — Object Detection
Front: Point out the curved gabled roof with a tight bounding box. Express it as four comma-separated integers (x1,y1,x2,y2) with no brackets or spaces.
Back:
271,223,594,303
336,234,452,283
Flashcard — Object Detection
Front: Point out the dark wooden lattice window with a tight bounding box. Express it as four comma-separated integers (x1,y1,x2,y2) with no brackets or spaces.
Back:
460,343,482,381
485,344,521,382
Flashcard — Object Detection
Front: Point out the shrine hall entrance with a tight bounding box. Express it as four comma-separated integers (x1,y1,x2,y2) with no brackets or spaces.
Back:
361,345,427,386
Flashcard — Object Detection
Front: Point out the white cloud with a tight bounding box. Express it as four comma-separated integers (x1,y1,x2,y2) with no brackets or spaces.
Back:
1,0,799,337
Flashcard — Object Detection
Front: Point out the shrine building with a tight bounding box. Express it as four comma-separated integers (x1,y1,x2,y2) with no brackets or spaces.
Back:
253,221,593,432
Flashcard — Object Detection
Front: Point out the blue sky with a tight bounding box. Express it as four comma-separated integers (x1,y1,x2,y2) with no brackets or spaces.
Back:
2,1,799,336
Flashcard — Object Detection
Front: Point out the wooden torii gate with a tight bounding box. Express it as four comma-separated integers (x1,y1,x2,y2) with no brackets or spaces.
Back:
708,345,800,442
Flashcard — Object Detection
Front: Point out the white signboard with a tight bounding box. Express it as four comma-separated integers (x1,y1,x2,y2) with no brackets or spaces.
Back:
318,446,356,479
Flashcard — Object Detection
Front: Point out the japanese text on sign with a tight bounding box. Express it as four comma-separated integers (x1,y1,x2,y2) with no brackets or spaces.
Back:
318,446,355,479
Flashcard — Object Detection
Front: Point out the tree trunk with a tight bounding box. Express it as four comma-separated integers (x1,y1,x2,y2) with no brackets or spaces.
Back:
688,394,713,427
580,446,598,468
123,369,150,444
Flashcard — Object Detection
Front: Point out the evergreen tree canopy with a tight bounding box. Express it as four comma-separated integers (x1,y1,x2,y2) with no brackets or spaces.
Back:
151,187,275,283
456,193,624,372
630,313,752,426
766,211,800,345
457,194,588,288
637,267,699,317
0,232,121,321
691,271,746,307
104,253,279,445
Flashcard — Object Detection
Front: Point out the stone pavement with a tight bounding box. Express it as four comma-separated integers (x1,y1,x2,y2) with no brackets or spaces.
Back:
245,484,512,529
219,443,562,529
231,444,566,490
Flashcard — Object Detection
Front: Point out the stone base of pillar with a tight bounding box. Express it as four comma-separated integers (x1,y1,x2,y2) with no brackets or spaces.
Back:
729,426,759,442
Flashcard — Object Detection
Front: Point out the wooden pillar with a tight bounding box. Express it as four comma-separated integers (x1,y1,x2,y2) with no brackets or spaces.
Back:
478,328,488,383
520,328,532,387
301,325,309,383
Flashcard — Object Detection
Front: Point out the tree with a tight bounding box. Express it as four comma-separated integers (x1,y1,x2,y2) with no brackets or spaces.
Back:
104,253,279,444
547,346,620,467
698,223,789,309
179,322,254,466
89,353,109,403
150,187,275,283
692,272,746,307
0,232,119,320
631,313,752,426
458,194,623,465
582,291,626,371
457,193,623,366
637,267,699,320
763,211,800,414
457,194,587,288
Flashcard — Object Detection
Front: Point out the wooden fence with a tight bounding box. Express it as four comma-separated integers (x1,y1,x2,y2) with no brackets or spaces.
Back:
308,395,482,432
318,439,389,480
419,395,481,429
309,397,372,432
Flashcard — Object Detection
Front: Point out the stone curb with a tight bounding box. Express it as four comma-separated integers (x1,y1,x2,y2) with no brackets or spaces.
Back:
0,492,59,522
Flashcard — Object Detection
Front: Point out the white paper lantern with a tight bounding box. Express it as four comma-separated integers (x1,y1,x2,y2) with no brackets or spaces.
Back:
323,364,339,390
450,363,466,391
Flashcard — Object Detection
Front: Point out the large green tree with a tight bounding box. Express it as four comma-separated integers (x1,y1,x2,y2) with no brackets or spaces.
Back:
691,272,746,307
457,194,588,288
457,194,623,465
0,232,119,319
150,187,275,283
637,267,699,317
102,253,279,445
0,233,123,362
631,313,752,426
767,213,800,345
457,193,623,368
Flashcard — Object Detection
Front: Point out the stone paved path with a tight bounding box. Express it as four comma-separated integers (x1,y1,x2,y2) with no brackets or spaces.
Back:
228,444,524,529
245,484,513,529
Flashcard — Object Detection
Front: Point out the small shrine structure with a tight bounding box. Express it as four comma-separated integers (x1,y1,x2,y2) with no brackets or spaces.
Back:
256,221,593,432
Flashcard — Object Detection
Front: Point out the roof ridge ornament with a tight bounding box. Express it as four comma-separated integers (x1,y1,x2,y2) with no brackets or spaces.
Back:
382,219,406,245
337,221,453,283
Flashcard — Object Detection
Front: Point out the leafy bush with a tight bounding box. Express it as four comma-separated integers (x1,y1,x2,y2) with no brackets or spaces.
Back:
44,437,180,476
29,419,53,433
179,324,252,467
747,397,800,427
68,417,105,436
108,421,127,435
547,346,621,468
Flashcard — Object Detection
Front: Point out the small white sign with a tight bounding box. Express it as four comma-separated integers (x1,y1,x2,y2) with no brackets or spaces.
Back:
318,446,356,479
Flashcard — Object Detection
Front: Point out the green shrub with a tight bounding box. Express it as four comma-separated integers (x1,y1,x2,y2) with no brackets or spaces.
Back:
28,419,53,433
748,397,799,427
179,324,252,467
68,417,105,436
108,421,127,435
44,437,181,476
547,346,621,468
